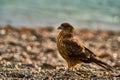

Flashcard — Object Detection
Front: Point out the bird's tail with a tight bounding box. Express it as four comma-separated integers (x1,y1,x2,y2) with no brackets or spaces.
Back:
93,58,113,71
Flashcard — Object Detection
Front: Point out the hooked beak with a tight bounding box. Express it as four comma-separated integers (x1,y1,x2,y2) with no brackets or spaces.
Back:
57,26,63,29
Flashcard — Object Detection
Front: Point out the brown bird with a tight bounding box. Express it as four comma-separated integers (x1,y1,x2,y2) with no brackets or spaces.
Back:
57,22,113,71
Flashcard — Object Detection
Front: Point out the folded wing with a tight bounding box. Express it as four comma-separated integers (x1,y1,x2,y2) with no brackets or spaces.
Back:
63,38,96,63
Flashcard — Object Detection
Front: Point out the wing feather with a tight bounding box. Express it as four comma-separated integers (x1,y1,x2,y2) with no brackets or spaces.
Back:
63,38,96,63
63,38,84,55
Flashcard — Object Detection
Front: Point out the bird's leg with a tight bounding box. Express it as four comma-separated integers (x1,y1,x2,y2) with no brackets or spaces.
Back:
62,66,73,75
70,67,76,72
68,67,77,75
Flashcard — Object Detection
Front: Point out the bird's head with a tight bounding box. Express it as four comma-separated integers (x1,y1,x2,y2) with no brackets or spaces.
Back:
58,23,74,32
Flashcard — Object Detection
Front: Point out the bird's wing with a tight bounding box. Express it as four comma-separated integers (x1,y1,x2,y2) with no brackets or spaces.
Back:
63,38,96,62
63,38,84,54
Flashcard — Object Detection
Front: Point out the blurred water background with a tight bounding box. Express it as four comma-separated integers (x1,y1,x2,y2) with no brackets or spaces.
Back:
0,0,120,30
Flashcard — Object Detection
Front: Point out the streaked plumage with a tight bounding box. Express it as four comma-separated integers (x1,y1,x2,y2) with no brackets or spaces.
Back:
57,22,113,71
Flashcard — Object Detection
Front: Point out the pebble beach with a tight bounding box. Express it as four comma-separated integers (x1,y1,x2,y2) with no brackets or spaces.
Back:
0,25,119,79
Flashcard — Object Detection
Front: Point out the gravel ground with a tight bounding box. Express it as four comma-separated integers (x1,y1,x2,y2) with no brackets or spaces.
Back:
0,25,119,79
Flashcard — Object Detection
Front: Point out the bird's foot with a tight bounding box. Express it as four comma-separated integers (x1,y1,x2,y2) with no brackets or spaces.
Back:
62,68,70,75
61,68,76,76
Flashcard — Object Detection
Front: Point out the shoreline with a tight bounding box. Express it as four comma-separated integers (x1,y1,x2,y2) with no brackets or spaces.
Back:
0,21,120,31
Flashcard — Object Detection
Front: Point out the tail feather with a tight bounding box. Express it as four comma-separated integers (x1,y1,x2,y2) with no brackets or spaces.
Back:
93,58,113,71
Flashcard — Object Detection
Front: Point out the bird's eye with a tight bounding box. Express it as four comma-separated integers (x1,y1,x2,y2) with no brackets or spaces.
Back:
61,24,64,27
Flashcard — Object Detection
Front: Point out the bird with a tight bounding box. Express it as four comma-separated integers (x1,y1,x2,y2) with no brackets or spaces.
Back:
57,22,113,71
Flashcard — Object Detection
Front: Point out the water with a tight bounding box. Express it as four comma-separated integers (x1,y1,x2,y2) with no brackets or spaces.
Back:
0,0,120,30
